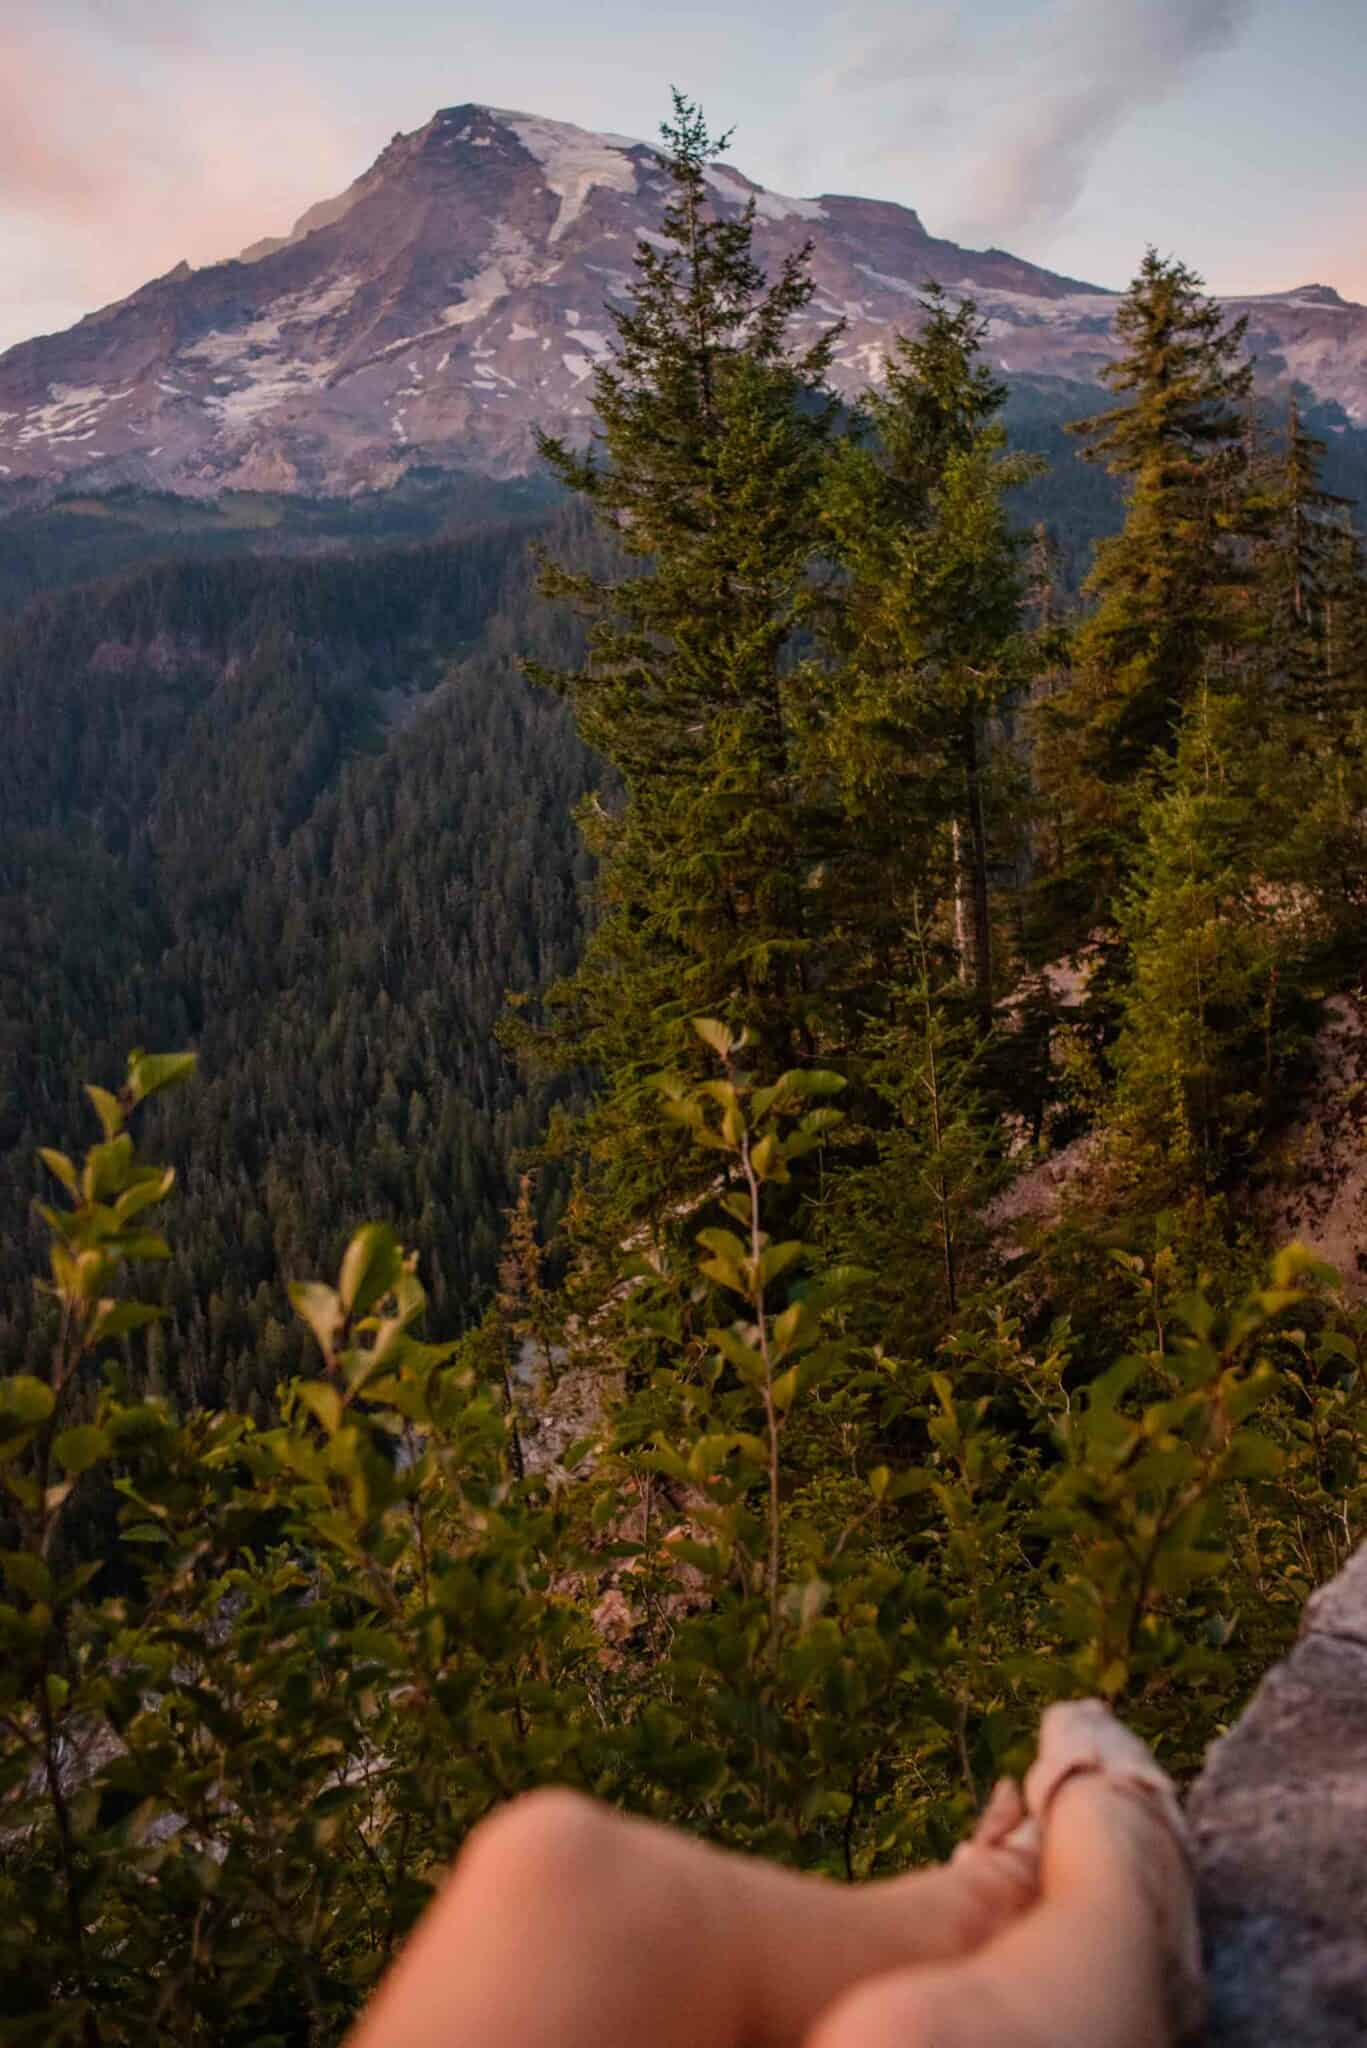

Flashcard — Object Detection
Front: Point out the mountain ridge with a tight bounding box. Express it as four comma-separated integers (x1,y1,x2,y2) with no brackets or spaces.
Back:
1,102,1364,501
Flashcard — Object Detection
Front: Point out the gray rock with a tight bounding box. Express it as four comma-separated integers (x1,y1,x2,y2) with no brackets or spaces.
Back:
1189,1543,1367,2045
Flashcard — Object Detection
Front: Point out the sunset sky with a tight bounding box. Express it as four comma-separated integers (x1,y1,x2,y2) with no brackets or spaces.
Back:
3,0,1363,352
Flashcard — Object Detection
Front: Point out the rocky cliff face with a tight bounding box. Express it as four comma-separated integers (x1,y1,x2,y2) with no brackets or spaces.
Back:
1191,1538,1367,2044
1,104,1364,501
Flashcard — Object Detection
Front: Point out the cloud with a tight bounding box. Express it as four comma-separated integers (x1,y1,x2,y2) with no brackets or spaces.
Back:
833,5,966,93
0,14,363,349
821,0,1256,245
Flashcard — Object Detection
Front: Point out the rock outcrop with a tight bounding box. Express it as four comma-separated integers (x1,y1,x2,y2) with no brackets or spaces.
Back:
1190,1539,1367,2044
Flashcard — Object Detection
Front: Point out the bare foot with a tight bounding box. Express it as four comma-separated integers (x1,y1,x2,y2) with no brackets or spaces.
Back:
805,1701,1201,2048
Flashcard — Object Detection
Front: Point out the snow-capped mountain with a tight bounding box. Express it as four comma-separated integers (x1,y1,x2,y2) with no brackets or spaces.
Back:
1,104,1364,500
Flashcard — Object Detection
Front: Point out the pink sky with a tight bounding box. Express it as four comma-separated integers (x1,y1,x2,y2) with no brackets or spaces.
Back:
1,17,364,348
3,1,1364,355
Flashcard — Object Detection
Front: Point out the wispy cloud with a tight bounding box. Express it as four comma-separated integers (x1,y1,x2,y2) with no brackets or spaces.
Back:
0,13,362,348
822,0,1256,246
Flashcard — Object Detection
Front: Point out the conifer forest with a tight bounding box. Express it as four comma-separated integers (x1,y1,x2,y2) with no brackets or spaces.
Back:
3,100,1367,2042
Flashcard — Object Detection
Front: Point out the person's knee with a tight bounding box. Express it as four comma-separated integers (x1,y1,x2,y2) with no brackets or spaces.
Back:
455,1787,623,1905
806,1972,947,2048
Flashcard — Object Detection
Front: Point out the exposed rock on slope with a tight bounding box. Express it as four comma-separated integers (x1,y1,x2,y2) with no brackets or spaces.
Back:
2,106,1365,500
1190,1538,1367,2044
1260,994,1367,1293
985,984,1367,1298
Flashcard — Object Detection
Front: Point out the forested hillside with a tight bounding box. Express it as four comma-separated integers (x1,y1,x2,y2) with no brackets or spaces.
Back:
0,470,561,618
5,378,1363,1407
0,519,602,1401
4,94,1367,2047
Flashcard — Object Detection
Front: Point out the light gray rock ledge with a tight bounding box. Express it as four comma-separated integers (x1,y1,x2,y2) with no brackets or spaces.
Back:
1188,1542,1367,2045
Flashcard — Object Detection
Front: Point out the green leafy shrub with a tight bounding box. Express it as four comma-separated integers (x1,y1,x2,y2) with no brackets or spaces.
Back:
2,1024,1365,2041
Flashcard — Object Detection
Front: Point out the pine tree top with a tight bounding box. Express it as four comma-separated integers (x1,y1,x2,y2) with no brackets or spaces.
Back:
1071,248,1253,475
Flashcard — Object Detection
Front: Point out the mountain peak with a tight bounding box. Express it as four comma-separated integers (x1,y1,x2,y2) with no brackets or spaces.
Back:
0,105,1362,503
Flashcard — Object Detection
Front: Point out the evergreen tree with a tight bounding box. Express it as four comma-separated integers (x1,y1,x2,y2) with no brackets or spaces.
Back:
1257,395,1363,709
1111,685,1292,1196
519,95,844,1266
836,900,1007,1350
1040,250,1254,922
1229,402,1367,997
820,289,1037,1013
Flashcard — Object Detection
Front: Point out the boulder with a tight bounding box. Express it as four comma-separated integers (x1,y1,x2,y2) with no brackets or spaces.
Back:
1189,1541,1367,2043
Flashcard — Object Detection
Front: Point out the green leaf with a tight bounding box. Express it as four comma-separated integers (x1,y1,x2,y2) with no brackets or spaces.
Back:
127,1051,197,1104
1315,1330,1357,1368
772,1068,846,1101
771,1367,799,1411
0,1551,52,1602
1098,1658,1129,1698
699,1256,749,1297
53,1425,110,1476
1226,1431,1284,1480
665,1535,723,1574
691,1017,735,1058
749,1133,785,1180
642,1444,693,1483
290,1281,342,1358
37,1149,79,1197
696,1228,748,1264
114,1170,175,1223
117,1234,171,1263
296,1382,344,1435
91,1302,163,1344
771,1301,814,1359
339,1224,404,1317
85,1086,124,1141
84,1135,134,1200
885,1470,932,1502
712,1327,765,1383
1270,1242,1336,1292
758,1241,805,1287
0,1377,55,1425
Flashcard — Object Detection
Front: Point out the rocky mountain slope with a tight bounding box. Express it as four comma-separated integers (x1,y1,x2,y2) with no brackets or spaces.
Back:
1,104,1364,500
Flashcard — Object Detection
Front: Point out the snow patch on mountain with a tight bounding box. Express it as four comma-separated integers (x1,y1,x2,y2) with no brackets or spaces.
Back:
213,364,339,429
855,263,920,299
171,279,372,435
704,164,826,224
16,384,125,444
497,111,640,242
182,276,361,374
439,225,542,330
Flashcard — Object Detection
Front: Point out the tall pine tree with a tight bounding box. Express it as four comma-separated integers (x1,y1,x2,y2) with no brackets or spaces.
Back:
820,289,1036,1014
1039,250,1254,926
516,95,844,1273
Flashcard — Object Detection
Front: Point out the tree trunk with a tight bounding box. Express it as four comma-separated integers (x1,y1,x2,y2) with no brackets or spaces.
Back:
955,712,993,1010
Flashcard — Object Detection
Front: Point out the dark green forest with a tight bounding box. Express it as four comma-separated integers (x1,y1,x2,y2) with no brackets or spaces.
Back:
3,95,1367,2045
0,518,607,1403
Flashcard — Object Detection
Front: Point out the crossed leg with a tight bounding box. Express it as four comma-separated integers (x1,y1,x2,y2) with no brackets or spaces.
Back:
348,1706,1193,2048
347,1787,1037,2048
808,1769,1190,2048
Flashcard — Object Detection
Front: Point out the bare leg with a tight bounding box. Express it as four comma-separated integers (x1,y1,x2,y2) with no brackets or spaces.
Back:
806,1706,1198,2048
347,1785,1038,2048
